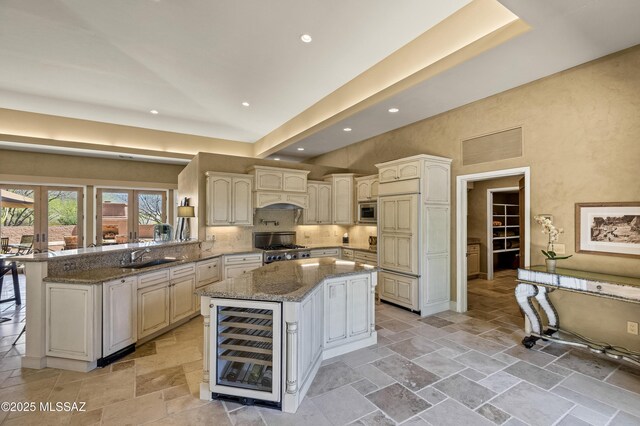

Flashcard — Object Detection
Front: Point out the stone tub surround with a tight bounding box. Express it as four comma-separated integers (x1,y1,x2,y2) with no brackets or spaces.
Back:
196,257,377,302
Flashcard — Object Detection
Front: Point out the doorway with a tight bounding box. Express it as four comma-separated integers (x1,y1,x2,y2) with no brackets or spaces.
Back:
455,167,530,312
0,184,84,252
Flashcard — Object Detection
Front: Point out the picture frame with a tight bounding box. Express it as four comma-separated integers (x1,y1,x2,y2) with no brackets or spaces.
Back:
575,202,640,258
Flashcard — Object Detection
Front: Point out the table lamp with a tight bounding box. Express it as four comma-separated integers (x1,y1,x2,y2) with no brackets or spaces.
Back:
177,206,195,241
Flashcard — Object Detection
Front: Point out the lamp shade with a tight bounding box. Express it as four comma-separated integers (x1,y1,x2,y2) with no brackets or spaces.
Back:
177,206,195,218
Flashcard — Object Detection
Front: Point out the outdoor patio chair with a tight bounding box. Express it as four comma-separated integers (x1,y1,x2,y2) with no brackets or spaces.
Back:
0,238,8,254
14,235,34,255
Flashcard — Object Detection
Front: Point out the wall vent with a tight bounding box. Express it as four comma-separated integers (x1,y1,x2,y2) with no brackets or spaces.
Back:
462,127,522,166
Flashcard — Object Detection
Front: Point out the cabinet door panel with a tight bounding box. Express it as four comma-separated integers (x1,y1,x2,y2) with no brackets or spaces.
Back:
379,235,397,270
380,198,397,232
208,176,232,225
317,185,332,224
305,184,318,224
356,181,370,201
395,198,414,233
138,284,170,338
348,278,369,337
283,173,306,192
397,161,420,180
46,284,94,360
396,234,417,274
333,177,352,224
170,277,195,323
103,277,137,356
370,179,379,199
324,280,347,344
256,171,283,191
381,275,397,298
232,178,252,225
379,166,397,183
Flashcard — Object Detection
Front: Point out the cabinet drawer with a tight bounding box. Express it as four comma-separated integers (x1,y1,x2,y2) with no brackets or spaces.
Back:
354,251,377,266
196,258,221,288
342,249,354,260
224,253,263,265
224,263,262,279
310,248,340,258
467,244,480,254
170,263,196,280
138,270,170,289
379,271,418,311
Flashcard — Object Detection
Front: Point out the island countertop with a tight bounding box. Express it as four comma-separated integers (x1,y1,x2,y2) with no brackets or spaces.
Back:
196,257,377,302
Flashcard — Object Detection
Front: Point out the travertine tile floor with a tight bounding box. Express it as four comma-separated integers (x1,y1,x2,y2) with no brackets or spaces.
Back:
0,270,639,425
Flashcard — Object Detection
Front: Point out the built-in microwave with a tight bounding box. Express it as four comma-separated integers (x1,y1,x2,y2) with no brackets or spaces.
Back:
358,202,377,224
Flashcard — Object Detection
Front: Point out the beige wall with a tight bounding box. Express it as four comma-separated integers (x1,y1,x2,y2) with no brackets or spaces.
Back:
467,176,521,275
307,45,640,349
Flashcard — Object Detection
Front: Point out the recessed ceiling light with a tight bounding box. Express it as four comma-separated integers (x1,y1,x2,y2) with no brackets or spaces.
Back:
297,147,305,151
274,157,281,161
388,107,399,113
343,127,352,132
241,101,250,107
300,34,312,43
150,109,159,115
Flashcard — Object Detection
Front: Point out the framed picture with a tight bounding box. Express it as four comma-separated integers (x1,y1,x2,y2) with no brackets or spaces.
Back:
575,202,640,258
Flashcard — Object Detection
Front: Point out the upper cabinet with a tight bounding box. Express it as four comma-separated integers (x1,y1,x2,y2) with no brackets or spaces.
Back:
304,181,332,224
324,174,355,225
378,159,421,183
249,166,309,193
355,175,379,202
205,172,253,226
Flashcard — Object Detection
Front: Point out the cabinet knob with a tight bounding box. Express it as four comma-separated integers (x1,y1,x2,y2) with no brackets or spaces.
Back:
121,279,125,283
208,266,212,269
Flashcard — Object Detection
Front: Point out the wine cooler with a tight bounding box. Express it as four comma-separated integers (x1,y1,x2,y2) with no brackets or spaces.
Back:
210,299,282,405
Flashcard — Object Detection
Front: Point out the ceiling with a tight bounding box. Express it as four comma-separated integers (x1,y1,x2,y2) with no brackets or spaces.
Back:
1,0,640,163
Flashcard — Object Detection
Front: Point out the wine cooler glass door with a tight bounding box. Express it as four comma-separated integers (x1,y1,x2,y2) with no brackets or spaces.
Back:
210,299,281,403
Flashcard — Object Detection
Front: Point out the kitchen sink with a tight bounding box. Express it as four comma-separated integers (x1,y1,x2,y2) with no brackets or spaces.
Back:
128,258,177,269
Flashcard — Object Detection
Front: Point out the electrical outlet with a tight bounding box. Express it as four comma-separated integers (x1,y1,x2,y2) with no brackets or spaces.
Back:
627,321,639,335
206,234,216,241
553,244,566,254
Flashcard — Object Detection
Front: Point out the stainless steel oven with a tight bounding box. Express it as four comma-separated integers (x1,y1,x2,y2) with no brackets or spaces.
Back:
358,202,377,224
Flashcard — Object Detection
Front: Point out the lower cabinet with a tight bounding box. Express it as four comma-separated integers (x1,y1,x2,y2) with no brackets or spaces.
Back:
379,271,418,311
170,276,196,323
323,276,372,349
223,253,263,279
310,248,341,258
137,265,197,339
46,283,100,361
137,282,171,339
103,277,137,357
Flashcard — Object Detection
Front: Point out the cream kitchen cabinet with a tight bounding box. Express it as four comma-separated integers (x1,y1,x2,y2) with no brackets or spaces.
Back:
205,172,253,226
45,282,100,362
138,264,197,339
103,276,137,357
380,194,418,234
309,248,341,258
379,234,416,274
304,181,332,224
223,253,262,279
341,248,354,260
467,243,480,278
323,275,373,350
378,159,422,183
196,258,221,288
249,166,309,193
354,250,377,266
324,174,355,225
379,271,418,311
355,175,379,201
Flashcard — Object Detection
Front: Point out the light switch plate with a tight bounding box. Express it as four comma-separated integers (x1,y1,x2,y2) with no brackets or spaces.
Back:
627,321,639,335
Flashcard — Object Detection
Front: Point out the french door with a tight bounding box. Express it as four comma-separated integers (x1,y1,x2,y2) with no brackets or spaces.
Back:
96,189,167,245
0,184,84,252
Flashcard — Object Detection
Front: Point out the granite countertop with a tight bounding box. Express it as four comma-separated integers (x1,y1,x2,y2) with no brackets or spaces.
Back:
14,240,201,262
196,257,377,302
43,248,263,284
306,244,377,253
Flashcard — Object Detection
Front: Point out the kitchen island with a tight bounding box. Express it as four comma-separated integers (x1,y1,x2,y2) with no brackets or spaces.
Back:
196,257,378,413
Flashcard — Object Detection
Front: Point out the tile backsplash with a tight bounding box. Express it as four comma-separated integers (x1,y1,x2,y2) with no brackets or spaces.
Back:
205,209,377,251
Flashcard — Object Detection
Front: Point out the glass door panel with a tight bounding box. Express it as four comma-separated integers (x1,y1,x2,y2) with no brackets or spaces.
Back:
98,190,132,245
0,186,37,254
136,191,167,242
46,188,83,252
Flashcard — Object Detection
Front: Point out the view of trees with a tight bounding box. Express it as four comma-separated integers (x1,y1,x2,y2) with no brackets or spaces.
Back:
1,190,78,226
102,192,164,224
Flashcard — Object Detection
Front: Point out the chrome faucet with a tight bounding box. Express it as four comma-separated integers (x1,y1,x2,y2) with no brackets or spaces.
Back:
131,248,151,263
